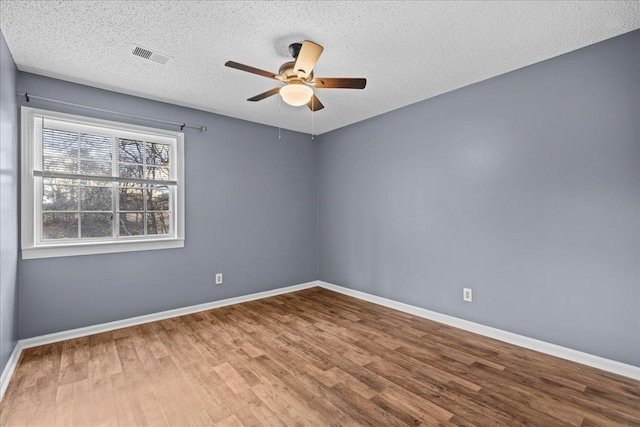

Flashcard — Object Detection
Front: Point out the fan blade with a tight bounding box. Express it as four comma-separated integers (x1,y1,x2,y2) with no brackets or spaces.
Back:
307,95,324,111
247,87,281,102
225,61,282,80
311,78,367,89
294,41,324,79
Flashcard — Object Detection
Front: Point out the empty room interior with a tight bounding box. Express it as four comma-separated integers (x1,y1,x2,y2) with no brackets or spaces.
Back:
0,1,639,426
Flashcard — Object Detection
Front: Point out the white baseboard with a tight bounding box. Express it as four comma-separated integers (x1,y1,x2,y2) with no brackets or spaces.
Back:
317,281,640,380
0,342,23,401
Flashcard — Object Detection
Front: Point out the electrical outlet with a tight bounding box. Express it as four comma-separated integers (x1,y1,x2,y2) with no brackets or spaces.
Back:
463,288,472,302
215,273,223,285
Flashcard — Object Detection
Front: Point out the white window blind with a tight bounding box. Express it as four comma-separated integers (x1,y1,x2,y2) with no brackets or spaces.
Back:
22,107,184,259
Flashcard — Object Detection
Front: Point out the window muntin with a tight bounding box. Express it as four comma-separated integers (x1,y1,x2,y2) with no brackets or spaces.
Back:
22,107,184,259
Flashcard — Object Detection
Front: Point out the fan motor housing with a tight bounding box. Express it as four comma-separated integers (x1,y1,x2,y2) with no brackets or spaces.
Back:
279,61,313,81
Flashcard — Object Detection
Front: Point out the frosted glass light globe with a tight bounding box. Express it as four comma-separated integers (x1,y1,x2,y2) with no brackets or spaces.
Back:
280,83,313,106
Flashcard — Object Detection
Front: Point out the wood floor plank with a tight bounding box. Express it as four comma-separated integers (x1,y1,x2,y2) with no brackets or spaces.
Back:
1,287,638,426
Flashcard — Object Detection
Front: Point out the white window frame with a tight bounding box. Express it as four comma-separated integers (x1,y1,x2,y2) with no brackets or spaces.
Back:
21,106,185,259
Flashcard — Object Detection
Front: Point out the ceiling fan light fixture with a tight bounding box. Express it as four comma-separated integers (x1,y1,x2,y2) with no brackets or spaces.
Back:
280,83,313,106
225,40,365,111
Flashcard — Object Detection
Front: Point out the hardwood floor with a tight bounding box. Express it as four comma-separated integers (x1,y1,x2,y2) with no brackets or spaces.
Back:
1,287,638,426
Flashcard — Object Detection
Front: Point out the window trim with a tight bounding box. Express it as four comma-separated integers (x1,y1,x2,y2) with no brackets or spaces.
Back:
21,106,185,259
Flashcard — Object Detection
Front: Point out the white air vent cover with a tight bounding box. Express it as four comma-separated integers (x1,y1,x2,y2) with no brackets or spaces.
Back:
132,45,172,65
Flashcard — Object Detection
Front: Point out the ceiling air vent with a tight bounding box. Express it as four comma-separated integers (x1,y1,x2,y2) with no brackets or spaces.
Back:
132,45,172,65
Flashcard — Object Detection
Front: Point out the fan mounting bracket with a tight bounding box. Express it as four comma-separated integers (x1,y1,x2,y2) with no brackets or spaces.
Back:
288,43,302,59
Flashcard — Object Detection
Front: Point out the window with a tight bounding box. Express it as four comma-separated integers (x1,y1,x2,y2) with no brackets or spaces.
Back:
21,107,184,259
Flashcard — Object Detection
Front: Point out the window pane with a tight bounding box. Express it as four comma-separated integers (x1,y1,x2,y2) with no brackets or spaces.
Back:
147,213,170,235
119,163,144,179
43,213,78,239
43,128,78,158
28,111,182,254
81,213,112,238
146,143,170,166
147,187,169,210
81,186,112,211
118,212,144,236
80,134,111,160
119,187,144,210
118,139,143,163
80,160,111,176
43,156,78,174
43,184,77,211
146,166,169,181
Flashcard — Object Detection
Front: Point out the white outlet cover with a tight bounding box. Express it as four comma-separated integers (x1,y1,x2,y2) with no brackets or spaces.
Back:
215,273,223,285
463,288,473,302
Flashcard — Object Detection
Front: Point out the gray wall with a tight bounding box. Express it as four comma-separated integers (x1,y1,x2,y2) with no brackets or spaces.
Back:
318,30,640,366
0,30,19,374
18,73,318,338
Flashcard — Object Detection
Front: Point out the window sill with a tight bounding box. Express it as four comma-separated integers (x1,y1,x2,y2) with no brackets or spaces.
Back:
21,238,184,260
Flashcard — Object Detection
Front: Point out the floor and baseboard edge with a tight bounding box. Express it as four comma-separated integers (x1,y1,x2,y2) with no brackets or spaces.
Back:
2,279,637,402
317,280,640,380
0,342,23,401
19,281,318,350
0,280,317,401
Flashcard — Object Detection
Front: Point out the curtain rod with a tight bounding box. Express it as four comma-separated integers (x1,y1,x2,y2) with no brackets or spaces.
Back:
17,92,207,132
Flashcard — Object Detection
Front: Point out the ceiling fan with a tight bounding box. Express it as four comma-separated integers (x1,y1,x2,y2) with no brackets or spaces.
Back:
225,40,366,111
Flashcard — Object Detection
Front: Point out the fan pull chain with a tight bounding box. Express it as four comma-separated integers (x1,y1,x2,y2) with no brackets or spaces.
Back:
311,96,314,141
278,96,282,140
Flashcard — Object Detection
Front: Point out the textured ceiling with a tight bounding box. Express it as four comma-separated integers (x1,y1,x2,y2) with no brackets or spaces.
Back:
1,1,638,135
